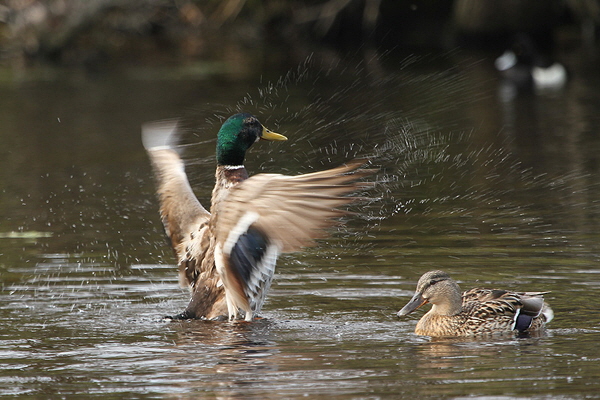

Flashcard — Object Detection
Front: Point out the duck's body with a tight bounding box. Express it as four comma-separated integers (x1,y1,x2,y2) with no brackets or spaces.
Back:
397,270,553,336
143,113,368,321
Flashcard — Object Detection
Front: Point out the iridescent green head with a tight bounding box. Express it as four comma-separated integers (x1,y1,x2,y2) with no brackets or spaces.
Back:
216,113,287,166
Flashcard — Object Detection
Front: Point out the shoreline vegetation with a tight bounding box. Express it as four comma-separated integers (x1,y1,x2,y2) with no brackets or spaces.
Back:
1,0,597,71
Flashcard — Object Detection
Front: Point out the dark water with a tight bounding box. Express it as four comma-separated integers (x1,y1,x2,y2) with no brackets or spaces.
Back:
2,49,600,398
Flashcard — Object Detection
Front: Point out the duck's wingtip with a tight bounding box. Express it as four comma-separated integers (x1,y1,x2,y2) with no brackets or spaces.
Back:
142,119,180,151
338,158,377,179
345,157,371,169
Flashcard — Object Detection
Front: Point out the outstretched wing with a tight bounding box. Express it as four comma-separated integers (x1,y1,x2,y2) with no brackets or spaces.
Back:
212,160,372,320
143,120,211,287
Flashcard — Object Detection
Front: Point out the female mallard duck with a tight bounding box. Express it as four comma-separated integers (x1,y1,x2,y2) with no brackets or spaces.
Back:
397,270,553,336
143,113,369,321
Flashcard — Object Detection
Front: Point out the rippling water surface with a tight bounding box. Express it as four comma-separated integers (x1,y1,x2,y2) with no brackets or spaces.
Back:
1,49,600,398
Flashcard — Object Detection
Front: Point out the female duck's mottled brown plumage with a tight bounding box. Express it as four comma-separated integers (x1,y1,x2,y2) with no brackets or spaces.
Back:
397,270,553,336
143,113,370,321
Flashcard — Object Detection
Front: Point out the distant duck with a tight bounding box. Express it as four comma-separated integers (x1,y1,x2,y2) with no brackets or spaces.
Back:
143,113,370,321
397,270,553,336
495,34,567,90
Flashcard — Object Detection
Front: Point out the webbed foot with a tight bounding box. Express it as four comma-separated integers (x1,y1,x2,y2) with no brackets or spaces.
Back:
163,311,195,321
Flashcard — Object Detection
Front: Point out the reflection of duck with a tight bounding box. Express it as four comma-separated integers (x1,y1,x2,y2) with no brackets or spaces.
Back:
397,270,553,336
494,34,567,90
143,113,369,321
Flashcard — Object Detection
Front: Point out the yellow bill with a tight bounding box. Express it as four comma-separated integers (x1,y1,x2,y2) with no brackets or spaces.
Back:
261,127,287,141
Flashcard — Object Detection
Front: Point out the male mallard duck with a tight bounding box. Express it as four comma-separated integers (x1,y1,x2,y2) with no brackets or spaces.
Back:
143,113,369,321
397,270,553,336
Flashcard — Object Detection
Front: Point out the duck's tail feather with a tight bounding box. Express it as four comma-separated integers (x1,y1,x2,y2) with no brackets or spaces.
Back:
514,294,552,332
541,303,554,324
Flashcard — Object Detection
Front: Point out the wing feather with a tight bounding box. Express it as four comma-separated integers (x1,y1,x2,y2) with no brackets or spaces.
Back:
143,120,211,287
213,160,372,319
215,160,370,253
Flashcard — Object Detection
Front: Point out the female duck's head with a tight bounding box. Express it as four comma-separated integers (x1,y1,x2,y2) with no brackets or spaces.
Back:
216,113,287,166
397,270,463,317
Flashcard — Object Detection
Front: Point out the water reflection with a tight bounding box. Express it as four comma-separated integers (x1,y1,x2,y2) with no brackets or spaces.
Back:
167,318,394,398
399,335,564,397
169,320,280,396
